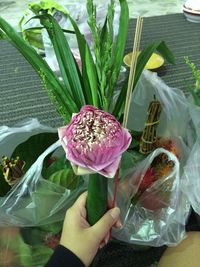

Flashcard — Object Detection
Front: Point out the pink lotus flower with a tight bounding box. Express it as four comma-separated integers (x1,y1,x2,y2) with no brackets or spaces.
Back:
58,105,132,178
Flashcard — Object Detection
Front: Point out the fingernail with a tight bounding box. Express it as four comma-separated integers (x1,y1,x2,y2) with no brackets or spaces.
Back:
100,243,105,249
105,235,110,244
110,207,120,220
116,220,123,229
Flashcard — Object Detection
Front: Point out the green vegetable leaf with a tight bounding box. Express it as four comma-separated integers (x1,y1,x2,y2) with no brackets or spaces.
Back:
43,155,83,190
29,0,68,15
11,132,58,172
20,227,46,245
39,221,63,233
48,169,82,190
120,150,145,177
42,155,70,179
19,241,52,267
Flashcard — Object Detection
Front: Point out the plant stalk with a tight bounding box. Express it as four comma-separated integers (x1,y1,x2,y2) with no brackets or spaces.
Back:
86,173,108,225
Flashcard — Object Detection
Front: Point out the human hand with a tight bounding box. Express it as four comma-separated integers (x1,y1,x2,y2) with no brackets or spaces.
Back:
60,192,121,267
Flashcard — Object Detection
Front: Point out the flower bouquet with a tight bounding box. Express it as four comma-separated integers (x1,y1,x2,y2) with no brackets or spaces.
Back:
0,0,189,265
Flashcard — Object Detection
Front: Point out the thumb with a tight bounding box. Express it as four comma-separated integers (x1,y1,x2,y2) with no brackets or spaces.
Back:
92,207,120,239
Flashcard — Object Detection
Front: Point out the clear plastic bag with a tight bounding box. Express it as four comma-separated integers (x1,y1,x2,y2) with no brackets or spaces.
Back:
113,70,191,247
182,102,200,216
113,148,190,247
0,119,85,227
182,141,200,216
128,70,190,139
0,119,86,266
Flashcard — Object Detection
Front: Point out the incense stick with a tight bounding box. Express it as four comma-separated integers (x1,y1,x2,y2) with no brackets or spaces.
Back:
123,17,143,128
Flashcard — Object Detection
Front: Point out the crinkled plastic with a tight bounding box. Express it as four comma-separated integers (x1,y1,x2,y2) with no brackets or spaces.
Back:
0,119,86,227
128,70,190,139
182,141,200,216
113,148,190,247
112,70,191,247
182,102,200,216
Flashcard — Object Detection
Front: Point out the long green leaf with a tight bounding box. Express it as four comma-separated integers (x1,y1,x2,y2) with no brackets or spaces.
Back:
0,29,7,40
87,173,108,225
85,45,99,107
107,0,129,107
0,16,78,122
112,76,128,119
68,15,99,107
156,41,175,64
134,41,175,89
38,14,86,109
23,26,75,34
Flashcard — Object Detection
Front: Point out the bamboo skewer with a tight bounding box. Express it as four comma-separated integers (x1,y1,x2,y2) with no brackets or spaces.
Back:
123,16,143,128
112,17,143,212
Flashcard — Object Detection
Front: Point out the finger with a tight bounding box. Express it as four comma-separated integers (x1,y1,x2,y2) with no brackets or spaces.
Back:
114,218,123,229
99,233,110,249
73,191,87,209
92,207,120,239
107,199,113,209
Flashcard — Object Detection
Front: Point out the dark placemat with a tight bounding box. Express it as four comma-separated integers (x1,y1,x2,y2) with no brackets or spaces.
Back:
0,40,62,127
93,241,166,267
126,13,200,95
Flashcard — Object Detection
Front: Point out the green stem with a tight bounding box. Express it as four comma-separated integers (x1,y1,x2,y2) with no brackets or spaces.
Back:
86,173,108,225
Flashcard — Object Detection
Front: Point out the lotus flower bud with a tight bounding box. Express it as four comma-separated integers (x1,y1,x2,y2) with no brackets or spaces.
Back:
58,105,132,178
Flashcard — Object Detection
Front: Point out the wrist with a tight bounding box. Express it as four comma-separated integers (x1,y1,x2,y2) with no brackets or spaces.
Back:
60,240,92,267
